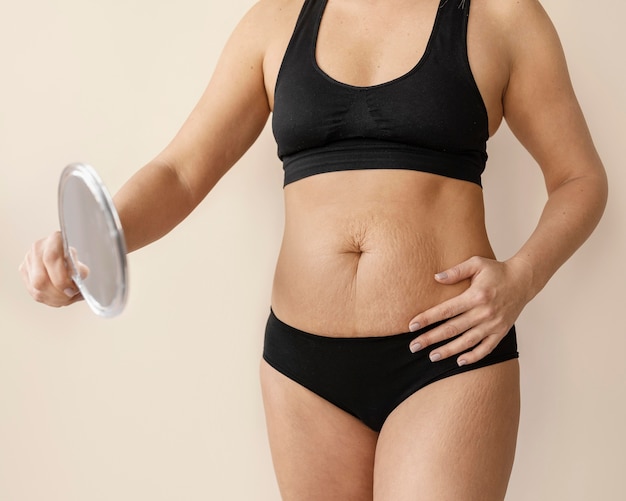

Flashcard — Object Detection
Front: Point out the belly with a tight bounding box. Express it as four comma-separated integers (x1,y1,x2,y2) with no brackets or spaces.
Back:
271,169,495,337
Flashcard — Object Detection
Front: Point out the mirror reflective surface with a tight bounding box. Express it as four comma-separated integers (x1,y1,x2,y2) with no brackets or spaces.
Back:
58,163,128,317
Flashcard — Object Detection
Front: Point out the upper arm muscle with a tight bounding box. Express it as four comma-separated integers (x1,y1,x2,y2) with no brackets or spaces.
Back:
501,0,603,191
156,1,273,205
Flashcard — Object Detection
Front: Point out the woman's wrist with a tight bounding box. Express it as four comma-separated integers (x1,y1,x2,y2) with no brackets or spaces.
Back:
504,255,541,305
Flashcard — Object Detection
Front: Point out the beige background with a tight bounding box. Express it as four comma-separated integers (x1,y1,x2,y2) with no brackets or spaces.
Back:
1,1,624,499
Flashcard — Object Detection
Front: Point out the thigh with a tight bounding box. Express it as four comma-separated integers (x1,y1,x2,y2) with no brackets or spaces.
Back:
373,360,520,501
260,360,379,501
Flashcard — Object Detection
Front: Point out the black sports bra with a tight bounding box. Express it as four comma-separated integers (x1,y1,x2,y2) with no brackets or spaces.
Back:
272,0,489,187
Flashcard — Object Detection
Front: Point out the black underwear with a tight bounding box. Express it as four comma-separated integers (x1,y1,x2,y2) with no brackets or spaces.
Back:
262,309,518,432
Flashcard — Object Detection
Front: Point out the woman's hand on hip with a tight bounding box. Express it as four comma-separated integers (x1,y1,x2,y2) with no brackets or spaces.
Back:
19,231,88,308
408,256,533,366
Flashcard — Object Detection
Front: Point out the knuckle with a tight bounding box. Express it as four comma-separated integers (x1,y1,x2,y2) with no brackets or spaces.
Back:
464,333,480,349
481,336,498,354
468,255,483,267
443,323,460,339
31,288,47,304
473,343,493,360
30,272,48,292
472,288,492,304
481,304,496,320
420,330,439,346
439,305,456,319
29,243,40,259
449,265,462,279
32,237,47,253
483,342,496,356
421,314,438,329
42,244,63,264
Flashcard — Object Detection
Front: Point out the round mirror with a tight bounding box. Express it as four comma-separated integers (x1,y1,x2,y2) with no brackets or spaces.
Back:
58,163,128,317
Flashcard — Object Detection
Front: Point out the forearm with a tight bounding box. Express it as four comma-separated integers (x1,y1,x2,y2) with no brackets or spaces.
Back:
509,171,608,301
113,158,198,253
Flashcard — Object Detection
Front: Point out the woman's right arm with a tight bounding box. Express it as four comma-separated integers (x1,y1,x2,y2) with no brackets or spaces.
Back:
115,3,273,253
20,1,275,306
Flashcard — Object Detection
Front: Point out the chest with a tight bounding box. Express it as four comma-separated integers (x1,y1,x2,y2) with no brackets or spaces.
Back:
314,0,441,88
264,0,508,137
272,0,494,158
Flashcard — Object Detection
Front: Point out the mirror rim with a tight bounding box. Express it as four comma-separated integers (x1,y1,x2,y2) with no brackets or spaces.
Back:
58,162,128,318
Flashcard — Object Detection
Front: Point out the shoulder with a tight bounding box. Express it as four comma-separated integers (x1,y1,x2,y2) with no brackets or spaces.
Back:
236,0,305,39
214,0,304,68
470,0,554,27
471,0,562,63
469,0,569,112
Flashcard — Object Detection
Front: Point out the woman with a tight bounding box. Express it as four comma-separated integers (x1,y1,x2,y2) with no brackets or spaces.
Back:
20,0,607,499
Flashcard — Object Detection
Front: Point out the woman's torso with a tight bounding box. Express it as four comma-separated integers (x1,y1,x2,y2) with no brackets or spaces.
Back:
261,0,509,336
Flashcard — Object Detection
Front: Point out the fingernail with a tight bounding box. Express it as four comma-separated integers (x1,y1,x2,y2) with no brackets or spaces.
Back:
64,288,78,298
435,272,448,280
409,322,421,332
458,359,468,367
430,352,442,362
409,342,422,353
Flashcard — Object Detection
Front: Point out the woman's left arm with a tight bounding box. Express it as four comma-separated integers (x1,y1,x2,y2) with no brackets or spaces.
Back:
408,0,608,366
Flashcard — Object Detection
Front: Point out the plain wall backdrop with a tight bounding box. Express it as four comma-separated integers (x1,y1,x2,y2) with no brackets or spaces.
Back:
1,1,624,499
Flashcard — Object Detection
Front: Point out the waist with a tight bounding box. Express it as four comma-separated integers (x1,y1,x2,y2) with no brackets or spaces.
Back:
271,169,494,337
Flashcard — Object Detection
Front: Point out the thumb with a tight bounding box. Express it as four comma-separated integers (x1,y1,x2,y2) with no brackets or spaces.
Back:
434,257,483,284
77,261,90,280
69,247,90,279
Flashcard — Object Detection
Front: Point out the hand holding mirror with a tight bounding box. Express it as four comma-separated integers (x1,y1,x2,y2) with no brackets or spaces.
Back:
58,163,128,317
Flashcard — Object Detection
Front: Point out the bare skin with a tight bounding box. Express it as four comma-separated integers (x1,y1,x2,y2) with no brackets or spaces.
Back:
20,0,607,499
